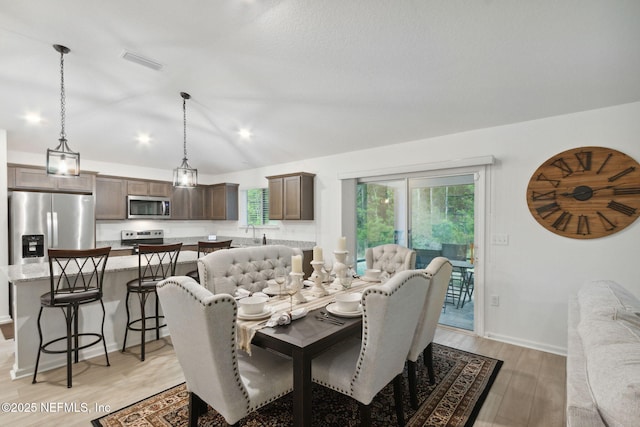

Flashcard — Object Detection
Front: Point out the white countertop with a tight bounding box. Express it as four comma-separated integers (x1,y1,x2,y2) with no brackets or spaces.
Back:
1,250,198,283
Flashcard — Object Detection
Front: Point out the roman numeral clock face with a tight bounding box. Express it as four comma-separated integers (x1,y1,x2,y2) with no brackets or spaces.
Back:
527,146,640,239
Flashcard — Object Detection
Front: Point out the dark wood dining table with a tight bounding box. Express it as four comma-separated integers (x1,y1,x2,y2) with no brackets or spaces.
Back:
237,280,371,427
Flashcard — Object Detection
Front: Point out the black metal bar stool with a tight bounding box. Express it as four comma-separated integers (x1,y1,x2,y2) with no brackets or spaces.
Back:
122,242,182,361
33,246,111,388
186,240,232,282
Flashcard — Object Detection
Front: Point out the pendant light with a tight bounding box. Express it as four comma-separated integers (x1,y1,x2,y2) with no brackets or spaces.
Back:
173,92,198,187
46,44,80,176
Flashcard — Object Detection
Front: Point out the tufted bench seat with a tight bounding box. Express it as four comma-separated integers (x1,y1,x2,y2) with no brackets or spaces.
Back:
365,244,416,276
197,244,303,295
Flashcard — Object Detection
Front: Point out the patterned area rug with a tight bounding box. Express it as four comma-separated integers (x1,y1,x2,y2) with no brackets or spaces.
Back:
92,343,502,427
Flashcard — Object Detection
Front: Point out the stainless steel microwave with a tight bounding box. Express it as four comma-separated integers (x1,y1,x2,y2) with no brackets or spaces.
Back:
127,195,171,219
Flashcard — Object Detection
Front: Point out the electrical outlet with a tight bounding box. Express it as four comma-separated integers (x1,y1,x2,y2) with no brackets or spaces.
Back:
491,234,509,245
490,295,500,306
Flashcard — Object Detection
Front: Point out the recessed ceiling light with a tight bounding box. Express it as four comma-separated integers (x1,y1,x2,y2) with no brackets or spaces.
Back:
238,128,252,139
136,133,151,144
24,112,43,124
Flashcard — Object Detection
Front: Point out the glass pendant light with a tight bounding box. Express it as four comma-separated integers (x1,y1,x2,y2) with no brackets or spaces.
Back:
173,92,198,187
46,44,80,176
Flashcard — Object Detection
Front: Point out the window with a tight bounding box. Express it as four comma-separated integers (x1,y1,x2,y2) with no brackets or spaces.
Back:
245,188,270,226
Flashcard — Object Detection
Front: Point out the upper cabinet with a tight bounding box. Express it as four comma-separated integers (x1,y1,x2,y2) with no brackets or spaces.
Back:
127,179,171,197
170,185,207,220
266,172,315,220
95,176,127,220
8,165,95,193
207,183,239,220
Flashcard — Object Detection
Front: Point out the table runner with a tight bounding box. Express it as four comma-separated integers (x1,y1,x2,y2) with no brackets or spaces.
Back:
237,280,373,353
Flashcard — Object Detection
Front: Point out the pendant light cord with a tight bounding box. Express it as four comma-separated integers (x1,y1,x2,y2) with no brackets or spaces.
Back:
183,95,187,160
59,48,66,140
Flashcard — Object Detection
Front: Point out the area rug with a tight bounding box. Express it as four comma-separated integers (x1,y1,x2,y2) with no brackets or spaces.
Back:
0,322,13,340
92,343,502,427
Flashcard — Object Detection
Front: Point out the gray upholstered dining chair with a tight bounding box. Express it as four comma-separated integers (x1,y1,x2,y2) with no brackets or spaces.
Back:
311,270,429,426
365,244,416,276
407,256,453,409
156,276,293,427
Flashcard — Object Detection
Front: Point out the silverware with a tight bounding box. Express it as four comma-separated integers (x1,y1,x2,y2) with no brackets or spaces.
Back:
315,315,344,325
316,311,345,325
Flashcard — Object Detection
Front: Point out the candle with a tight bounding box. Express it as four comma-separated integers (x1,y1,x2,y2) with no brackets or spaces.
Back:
291,254,302,273
313,246,323,262
337,236,347,251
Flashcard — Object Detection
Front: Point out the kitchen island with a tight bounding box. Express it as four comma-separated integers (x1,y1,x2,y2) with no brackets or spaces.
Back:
0,251,198,380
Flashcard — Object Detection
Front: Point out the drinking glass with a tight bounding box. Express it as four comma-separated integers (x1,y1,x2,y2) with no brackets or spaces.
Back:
274,267,287,298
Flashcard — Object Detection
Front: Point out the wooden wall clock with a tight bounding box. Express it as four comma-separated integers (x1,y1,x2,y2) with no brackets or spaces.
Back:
526,146,640,239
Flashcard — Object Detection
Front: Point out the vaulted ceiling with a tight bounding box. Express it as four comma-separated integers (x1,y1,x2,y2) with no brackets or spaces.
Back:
1,1,640,174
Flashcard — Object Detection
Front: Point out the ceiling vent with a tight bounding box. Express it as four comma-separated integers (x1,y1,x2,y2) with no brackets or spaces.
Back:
121,50,163,71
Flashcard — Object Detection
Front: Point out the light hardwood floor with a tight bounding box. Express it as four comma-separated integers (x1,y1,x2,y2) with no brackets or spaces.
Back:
0,326,566,426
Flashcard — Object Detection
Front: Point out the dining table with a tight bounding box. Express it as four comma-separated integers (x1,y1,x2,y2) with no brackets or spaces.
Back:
236,278,376,427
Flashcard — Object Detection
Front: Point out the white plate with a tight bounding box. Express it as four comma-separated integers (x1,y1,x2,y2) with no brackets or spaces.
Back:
325,302,363,318
263,287,288,296
238,307,273,320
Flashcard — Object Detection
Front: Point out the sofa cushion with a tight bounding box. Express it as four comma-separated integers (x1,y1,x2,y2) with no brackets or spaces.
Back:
576,281,640,427
578,280,640,320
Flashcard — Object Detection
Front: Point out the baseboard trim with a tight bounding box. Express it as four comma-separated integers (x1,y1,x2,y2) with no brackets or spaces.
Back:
484,332,567,356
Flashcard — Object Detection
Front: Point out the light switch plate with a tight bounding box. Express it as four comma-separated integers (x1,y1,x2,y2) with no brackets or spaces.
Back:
491,233,509,245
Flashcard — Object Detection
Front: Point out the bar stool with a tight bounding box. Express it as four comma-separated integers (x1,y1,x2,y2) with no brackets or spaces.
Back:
186,240,232,282
122,243,182,361
33,246,111,388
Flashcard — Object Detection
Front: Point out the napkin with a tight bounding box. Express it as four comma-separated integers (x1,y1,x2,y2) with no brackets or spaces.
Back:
234,288,268,299
265,307,309,327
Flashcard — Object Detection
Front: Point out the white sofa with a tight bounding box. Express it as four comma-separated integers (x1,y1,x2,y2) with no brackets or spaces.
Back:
567,280,640,427
197,244,303,295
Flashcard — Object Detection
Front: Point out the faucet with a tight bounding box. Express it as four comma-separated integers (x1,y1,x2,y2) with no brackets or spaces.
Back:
246,224,258,243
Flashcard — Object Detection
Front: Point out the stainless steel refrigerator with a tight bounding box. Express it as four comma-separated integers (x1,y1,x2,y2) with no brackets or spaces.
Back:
8,191,96,264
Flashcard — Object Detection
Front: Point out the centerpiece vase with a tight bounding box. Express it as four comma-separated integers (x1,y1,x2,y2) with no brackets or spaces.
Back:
332,250,348,289
310,261,328,296
289,272,307,304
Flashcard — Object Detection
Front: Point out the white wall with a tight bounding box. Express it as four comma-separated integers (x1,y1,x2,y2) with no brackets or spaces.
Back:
5,101,640,353
0,130,9,324
208,101,640,354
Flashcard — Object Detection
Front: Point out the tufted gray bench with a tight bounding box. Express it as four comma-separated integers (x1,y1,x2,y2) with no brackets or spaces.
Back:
197,244,303,295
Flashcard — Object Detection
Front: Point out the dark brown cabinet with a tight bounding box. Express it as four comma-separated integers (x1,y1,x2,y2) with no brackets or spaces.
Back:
95,176,127,219
267,172,315,220
170,186,207,220
8,165,95,193
127,179,171,197
207,183,239,220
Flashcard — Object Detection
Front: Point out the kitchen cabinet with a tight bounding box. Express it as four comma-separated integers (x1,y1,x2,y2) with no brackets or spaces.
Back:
8,165,95,193
266,172,315,220
170,186,207,220
127,179,171,197
207,183,239,220
95,176,127,219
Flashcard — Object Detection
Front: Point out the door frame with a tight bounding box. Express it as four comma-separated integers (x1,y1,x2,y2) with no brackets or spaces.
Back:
340,157,492,336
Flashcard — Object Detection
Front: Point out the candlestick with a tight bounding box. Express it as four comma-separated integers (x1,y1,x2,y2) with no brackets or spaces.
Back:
310,261,328,296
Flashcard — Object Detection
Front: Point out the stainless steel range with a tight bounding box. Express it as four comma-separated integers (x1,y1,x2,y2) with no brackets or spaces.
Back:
120,229,165,250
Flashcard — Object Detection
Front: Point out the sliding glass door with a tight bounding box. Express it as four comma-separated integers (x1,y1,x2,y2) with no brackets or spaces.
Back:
356,172,477,331
408,174,475,330
355,179,407,273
